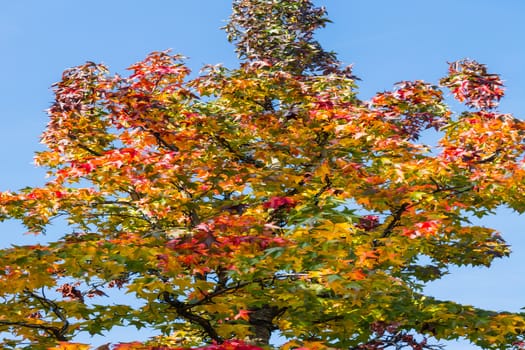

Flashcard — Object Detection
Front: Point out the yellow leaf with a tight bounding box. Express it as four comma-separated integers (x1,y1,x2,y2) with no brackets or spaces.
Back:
48,342,90,350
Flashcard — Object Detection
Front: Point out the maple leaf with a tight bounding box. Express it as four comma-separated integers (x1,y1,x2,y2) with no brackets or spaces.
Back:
263,196,297,210
233,309,252,321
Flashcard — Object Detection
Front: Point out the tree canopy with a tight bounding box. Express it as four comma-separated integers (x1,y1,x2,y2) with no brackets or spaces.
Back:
1,1,525,349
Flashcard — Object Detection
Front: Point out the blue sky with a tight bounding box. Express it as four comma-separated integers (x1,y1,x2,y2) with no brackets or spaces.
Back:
0,1,524,348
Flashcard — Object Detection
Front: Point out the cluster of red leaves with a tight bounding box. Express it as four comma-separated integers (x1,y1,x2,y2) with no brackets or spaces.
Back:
263,196,296,210
107,278,128,289
514,341,525,349
402,220,440,239
164,219,289,273
356,215,380,231
27,311,42,319
56,283,84,302
370,80,448,140
356,322,432,350
440,59,504,110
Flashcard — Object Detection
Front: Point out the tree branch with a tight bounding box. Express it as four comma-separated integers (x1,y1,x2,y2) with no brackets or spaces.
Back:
381,203,410,238
25,289,70,339
151,131,179,152
159,292,222,343
158,273,302,343
1,290,72,341
213,135,264,168
0,319,68,341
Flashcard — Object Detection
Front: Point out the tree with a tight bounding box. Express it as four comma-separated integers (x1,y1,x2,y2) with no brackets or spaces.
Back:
1,0,525,349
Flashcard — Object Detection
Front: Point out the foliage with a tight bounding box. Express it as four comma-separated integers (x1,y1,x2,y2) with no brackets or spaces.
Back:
224,0,339,75
1,0,525,349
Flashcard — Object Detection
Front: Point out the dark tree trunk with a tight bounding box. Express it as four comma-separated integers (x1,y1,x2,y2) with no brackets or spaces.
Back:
248,306,282,345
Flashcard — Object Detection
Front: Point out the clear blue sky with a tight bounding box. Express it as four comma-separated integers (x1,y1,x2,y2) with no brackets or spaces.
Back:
1,1,524,349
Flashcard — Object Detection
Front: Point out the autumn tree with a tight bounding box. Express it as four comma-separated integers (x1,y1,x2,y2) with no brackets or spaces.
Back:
1,0,525,349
